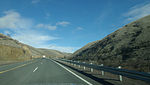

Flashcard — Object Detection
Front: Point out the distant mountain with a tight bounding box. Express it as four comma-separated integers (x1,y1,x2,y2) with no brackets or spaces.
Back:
37,48,71,58
0,33,69,64
71,15,150,72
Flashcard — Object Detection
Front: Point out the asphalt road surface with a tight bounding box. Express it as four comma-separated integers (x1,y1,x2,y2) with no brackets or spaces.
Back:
0,58,100,85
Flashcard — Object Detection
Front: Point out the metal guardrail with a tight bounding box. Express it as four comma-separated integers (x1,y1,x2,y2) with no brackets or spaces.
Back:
56,59,150,83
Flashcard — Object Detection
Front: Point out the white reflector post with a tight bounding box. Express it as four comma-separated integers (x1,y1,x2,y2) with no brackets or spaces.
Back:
118,66,123,82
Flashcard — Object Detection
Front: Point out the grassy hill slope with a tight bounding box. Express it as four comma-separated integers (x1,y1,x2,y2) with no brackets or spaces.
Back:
71,15,150,72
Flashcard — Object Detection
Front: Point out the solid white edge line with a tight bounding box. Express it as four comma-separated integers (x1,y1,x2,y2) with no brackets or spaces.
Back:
52,59,93,85
33,67,38,72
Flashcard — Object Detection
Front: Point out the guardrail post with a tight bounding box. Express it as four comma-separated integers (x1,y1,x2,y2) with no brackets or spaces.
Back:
70,60,71,65
118,66,123,82
83,62,86,70
100,64,104,76
90,63,93,72
78,61,80,68
71,61,74,65
74,61,76,66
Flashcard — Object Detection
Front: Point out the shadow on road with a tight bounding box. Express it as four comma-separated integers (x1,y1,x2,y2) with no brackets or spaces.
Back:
58,61,116,85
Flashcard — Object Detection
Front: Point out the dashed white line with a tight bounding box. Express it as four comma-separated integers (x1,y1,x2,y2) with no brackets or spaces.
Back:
52,60,93,85
33,67,38,72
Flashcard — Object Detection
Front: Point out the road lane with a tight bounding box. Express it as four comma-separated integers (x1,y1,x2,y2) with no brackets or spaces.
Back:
0,59,38,72
24,58,89,85
33,67,38,72
52,59,93,85
0,59,40,85
0,58,100,85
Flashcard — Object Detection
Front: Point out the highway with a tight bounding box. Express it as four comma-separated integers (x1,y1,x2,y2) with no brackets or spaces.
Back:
0,58,100,85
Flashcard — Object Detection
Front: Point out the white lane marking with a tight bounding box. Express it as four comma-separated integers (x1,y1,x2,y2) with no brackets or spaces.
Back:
33,67,38,72
52,60,93,85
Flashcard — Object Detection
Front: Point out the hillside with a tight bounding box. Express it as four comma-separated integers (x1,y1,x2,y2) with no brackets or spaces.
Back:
70,40,100,58
71,15,150,72
0,34,33,61
0,33,69,65
37,48,71,58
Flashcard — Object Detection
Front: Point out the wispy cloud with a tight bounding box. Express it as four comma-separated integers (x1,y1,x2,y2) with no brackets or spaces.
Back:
36,24,57,30
124,2,150,21
56,21,70,26
36,44,79,53
45,13,50,19
96,2,112,25
0,10,76,53
76,27,83,30
31,0,40,4
12,30,58,47
0,10,32,29
48,44,79,53
0,10,58,48
36,21,70,30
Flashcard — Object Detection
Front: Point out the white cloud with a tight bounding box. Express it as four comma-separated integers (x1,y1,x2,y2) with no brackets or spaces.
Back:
12,30,78,53
0,10,59,49
76,27,83,30
0,10,76,53
124,2,150,21
36,21,71,30
0,10,32,29
35,44,78,53
47,25,57,30
36,24,44,28
48,44,79,53
31,0,40,4
36,24,57,30
12,30,58,47
56,21,70,26
36,21,70,30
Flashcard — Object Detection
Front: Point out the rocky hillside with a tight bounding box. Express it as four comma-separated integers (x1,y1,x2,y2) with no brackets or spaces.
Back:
0,34,33,61
71,15,150,72
0,33,69,64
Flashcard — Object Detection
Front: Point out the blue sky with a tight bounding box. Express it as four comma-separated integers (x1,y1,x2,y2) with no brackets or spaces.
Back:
0,0,150,53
